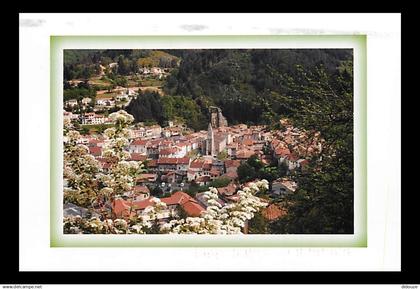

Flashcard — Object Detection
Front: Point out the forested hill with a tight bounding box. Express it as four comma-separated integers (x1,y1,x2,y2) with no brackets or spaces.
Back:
162,49,352,127
64,49,353,132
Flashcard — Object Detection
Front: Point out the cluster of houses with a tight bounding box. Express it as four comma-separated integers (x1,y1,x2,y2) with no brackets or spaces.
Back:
72,110,319,194
138,67,169,79
110,177,288,224
64,107,327,226
270,118,323,170
64,88,138,115
64,111,112,125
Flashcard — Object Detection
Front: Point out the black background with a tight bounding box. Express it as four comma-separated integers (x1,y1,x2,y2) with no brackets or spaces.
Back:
9,8,412,285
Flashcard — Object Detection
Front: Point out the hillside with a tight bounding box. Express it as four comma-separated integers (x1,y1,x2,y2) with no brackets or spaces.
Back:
162,49,352,127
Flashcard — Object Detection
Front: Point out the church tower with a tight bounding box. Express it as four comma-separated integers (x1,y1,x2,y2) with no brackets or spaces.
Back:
206,123,215,156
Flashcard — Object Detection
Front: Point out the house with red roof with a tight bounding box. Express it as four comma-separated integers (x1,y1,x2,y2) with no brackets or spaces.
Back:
112,191,205,219
89,146,102,157
187,160,205,181
220,170,238,181
136,173,158,184
261,204,287,221
157,157,190,175
159,147,182,158
195,176,211,186
132,185,150,201
235,149,254,160
160,191,205,217
217,183,237,197
128,139,148,154
129,153,147,162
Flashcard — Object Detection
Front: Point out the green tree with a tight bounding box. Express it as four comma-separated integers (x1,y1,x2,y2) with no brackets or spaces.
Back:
248,212,269,234
269,62,354,234
208,177,231,188
247,154,264,171
237,162,257,183
80,126,89,135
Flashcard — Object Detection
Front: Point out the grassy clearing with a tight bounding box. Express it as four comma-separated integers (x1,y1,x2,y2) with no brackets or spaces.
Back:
96,92,118,99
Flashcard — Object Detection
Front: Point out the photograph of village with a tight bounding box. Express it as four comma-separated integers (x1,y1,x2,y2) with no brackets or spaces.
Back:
62,49,354,234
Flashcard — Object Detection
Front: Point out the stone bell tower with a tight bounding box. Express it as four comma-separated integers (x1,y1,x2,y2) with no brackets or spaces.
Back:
206,122,215,156
209,106,227,128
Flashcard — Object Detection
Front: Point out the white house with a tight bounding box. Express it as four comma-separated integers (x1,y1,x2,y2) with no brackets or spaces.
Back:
65,99,78,107
81,97,92,106
96,98,115,106
271,178,298,196
80,113,107,125
128,139,148,154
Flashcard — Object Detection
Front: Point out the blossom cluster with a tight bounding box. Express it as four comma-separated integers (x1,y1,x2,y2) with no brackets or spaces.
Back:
160,180,269,234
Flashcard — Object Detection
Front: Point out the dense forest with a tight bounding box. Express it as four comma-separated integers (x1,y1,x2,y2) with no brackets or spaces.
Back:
163,49,352,128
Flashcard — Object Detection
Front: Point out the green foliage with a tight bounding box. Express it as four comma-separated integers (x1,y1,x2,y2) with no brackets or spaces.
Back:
64,49,179,81
117,55,132,75
161,95,208,131
217,150,228,161
248,212,269,234
125,91,166,125
237,162,257,183
150,186,163,196
208,177,231,188
269,63,354,234
79,126,90,135
137,50,180,68
63,85,96,102
186,182,209,196
238,155,285,184
246,154,264,171
163,49,352,125
64,50,102,80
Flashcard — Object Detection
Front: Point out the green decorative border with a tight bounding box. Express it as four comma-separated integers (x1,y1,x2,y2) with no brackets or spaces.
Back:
51,35,367,247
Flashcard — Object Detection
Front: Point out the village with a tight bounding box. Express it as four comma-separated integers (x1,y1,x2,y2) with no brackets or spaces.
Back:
63,97,324,227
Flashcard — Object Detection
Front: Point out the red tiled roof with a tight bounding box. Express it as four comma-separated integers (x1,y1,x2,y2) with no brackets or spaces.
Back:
182,201,205,217
217,183,237,196
89,146,102,156
177,157,190,164
133,185,150,194
130,139,148,146
147,160,158,167
262,204,287,221
221,171,238,180
132,197,156,210
210,168,221,176
113,193,204,218
157,157,190,165
136,173,158,181
129,153,147,161
112,199,135,218
190,160,204,169
161,191,204,217
159,148,178,155
224,160,241,168
243,139,254,146
274,147,291,156
236,150,254,159
196,176,211,183
203,163,212,170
